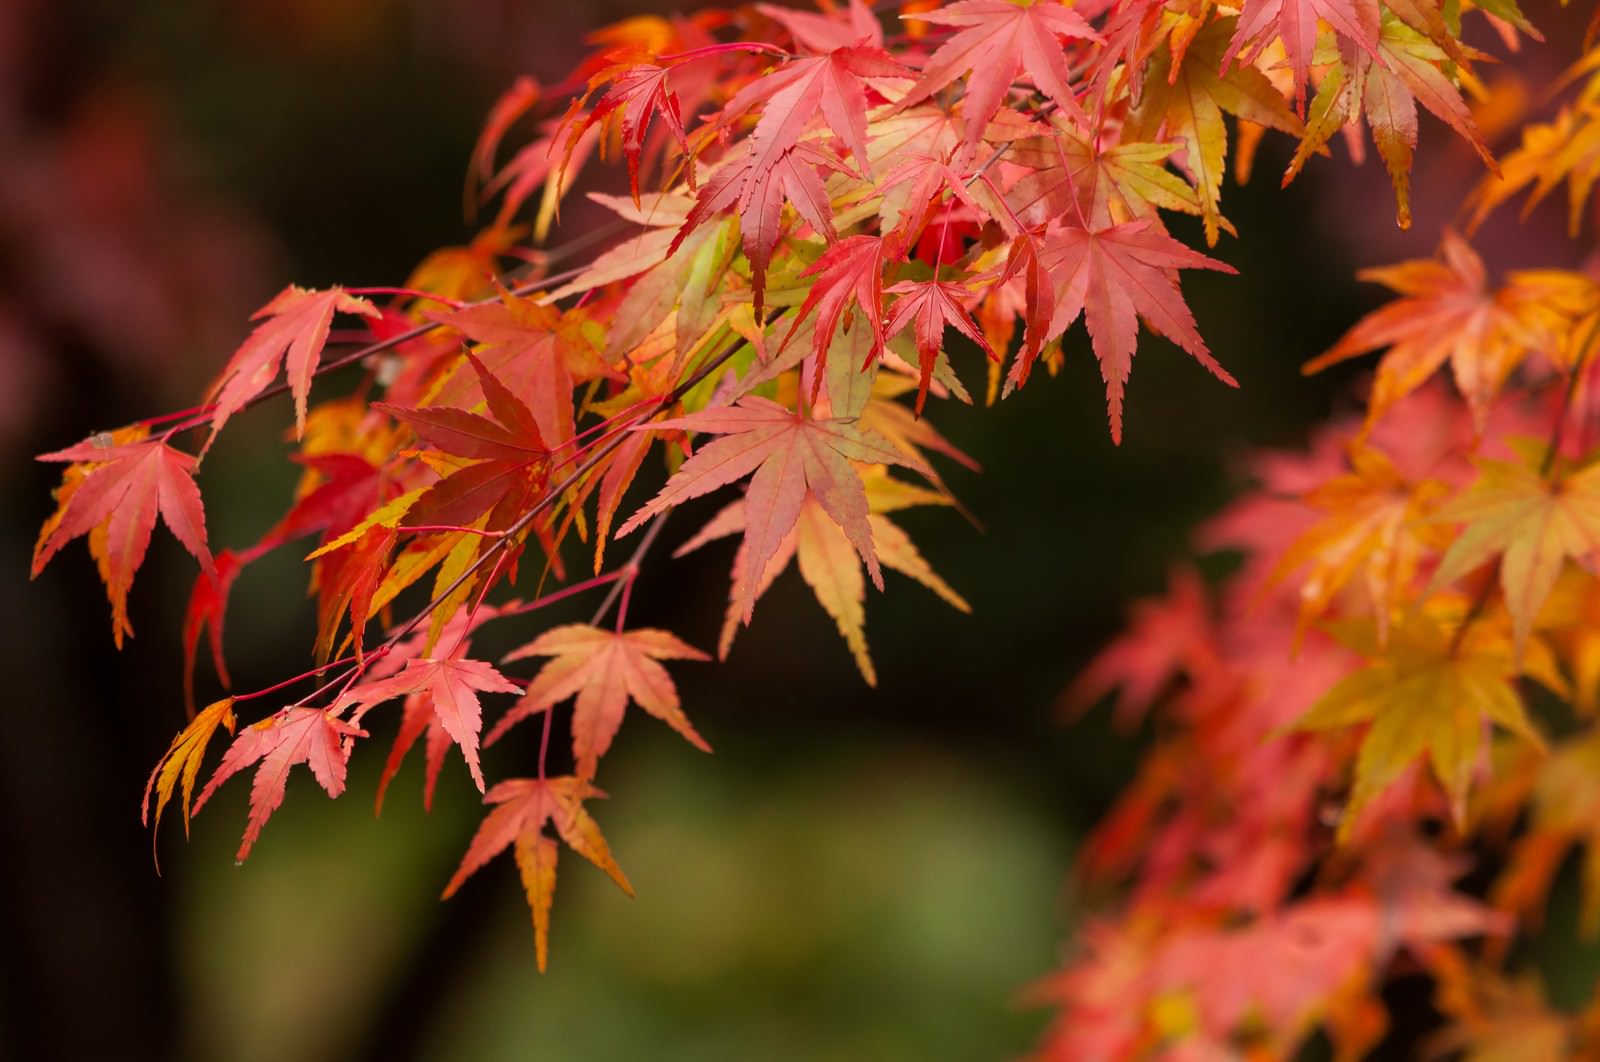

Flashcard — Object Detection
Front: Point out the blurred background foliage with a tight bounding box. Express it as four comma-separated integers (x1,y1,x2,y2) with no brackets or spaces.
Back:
4,0,1590,1059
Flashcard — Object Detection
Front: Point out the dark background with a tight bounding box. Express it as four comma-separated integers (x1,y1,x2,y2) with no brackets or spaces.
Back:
1,1,1588,1059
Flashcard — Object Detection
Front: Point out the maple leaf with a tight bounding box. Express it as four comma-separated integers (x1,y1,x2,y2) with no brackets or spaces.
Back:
1284,21,1495,229
617,396,930,621
339,656,523,796
1051,127,1205,229
204,285,380,451
435,292,621,449
1006,219,1238,443
875,148,985,247
1467,105,1598,237
1221,0,1380,113
562,62,689,205
670,142,845,317
1291,608,1548,834
676,483,969,685
192,706,368,861
1268,443,1452,644
442,776,632,971
1429,445,1600,656
782,234,893,387
884,278,997,414
1126,18,1302,246
1066,567,1217,727
1303,231,1535,428
33,436,214,647
897,0,1102,162
142,698,237,859
486,624,710,779
722,3,905,176
377,353,551,533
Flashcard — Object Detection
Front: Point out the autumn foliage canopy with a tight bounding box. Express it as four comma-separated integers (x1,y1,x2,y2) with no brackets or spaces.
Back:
31,0,1600,1054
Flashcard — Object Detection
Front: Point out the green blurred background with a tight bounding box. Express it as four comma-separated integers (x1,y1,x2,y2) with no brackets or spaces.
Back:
4,1,1586,1059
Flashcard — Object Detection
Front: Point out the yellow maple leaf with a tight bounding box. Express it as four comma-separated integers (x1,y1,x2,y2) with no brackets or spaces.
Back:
1292,607,1550,837
1429,442,1600,656
142,698,237,868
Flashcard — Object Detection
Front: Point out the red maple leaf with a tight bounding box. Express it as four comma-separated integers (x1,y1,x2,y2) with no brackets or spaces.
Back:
759,0,883,54
442,775,633,971
898,0,1102,162
1222,0,1380,112
721,3,905,176
561,62,690,205
433,295,621,450
339,656,524,797
182,548,247,712
378,353,552,531
1009,219,1239,443
618,396,929,621
205,286,380,451
884,278,998,414
782,234,894,388
672,141,847,316
192,706,368,861
468,76,541,198
34,436,214,647
486,624,710,779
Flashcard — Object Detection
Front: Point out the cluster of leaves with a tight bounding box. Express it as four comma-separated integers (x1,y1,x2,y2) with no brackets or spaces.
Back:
1042,72,1600,1061
25,0,1567,1029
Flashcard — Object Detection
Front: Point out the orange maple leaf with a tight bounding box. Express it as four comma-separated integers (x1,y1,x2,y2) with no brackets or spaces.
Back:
1304,234,1532,429
442,776,633,971
487,624,710,779
676,473,968,685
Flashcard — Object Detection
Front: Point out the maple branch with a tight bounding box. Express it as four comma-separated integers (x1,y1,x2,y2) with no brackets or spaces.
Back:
148,210,654,449
1541,315,1600,477
483,571,625,620
598,511,670,631
1448,579,1496,657
267,329,747,729
345,287,467,308
534,509,673,781
397,525,507,538
658,42,795,63
229,652,368,706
